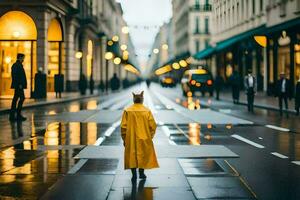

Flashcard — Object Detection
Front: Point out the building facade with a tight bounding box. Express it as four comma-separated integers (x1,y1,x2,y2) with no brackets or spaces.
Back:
172,0,212,57
0,0,138,98
196,0,300,93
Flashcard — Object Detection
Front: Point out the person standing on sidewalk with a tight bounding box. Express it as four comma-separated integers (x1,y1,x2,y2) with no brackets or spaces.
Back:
275,72,292,117
121,91,159,181
244,69,256,112
229,70,241,104
9,53,27,122
295,77,300,115
214,73,224,101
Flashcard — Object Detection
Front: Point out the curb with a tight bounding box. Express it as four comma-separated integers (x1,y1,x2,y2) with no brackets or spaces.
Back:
0,93,100,115
220,98,297,114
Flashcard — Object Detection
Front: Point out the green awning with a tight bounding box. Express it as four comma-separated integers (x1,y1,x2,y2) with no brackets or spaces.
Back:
194,47,215,59
215,25,266,51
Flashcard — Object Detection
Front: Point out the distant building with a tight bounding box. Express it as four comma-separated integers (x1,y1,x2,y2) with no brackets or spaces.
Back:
172,0,212,57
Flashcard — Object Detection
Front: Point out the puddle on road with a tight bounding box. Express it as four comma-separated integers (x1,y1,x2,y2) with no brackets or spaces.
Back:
164,123,234,145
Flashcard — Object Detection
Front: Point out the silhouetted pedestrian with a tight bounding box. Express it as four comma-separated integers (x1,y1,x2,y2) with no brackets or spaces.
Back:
295,78,300,116
79,74,87,95
229,70,241,104
214,73,224,100
275,72,292,116
9,53,27,122
123,78,129,89
34,67,46,99
89,77,95,95
146,79,151,88
244,69,256,112
110,73,120,91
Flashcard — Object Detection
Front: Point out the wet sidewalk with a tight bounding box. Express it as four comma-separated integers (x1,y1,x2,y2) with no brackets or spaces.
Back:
0,91,101,114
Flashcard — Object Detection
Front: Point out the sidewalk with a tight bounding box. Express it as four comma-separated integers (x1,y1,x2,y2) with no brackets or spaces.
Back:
218,90,296,113
0,91,101,114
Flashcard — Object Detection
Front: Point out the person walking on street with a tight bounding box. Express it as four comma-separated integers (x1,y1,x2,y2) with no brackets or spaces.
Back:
229,70,241,104
295,77,300,116
275,72,292,117
244,69,256,112
214,73,224,100
110,73,120,91
121,91,159,181
9,53,27,122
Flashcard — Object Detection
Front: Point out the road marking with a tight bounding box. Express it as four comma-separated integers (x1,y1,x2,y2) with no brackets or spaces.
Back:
258,137,263,140
68,159,88,174
219,109,232,114
292,161,300,165
271,152,289,159
231,134,265,149
265,125,290,132
162,126,171,137
94,137,105,146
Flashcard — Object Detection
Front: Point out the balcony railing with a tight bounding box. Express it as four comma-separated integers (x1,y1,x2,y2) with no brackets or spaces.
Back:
192,4,212,12
77,0,97,24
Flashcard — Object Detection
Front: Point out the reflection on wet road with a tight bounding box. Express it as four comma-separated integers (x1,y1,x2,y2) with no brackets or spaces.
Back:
0,83,300,199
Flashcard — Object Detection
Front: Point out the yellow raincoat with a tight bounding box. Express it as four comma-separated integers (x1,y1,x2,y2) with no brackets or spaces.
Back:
121,103,159,169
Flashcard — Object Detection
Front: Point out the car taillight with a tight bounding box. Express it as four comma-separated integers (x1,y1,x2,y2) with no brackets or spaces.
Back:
207,80,213,86
190,80,196,85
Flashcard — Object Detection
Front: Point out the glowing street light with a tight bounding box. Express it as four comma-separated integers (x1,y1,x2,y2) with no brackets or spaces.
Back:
105,52,114,60
121,44,127,51
107,40,114,46
114,57,121,65
12,31,20,39
179,60,188,67
162,44,168,50
153,48,159,54
112,35,119,42
122,26,129,34
75,51,83,59
172,62,180,70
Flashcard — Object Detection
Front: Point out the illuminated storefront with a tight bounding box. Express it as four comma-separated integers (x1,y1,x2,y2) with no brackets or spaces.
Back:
0,11,37,97
87,39,93,80
47,18,64,92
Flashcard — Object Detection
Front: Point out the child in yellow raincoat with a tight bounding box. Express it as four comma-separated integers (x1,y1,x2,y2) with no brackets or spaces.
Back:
121,91,159,180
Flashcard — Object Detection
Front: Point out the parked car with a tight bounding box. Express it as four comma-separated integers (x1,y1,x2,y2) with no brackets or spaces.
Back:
160,76,176,88
181,68,214,96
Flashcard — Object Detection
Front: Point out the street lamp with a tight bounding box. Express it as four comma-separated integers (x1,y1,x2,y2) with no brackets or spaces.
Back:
122,26,129,34
112,35,119,42
121,44,127,51
113,57,121,65
162,44,168,50
105,52,114,60
153,48,159,54
75,51,83,75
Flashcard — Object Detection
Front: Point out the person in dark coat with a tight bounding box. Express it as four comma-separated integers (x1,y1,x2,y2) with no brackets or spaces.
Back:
9,53,27,121
275,72,293,116
79,74,87,95
110,73,120,91
229,70,241,104
295,78,300,116
214,73,224,100
89,77,95,95
244,69,256,112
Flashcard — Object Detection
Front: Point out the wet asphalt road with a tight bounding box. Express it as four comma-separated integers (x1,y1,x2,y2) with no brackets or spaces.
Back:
0,83,299,200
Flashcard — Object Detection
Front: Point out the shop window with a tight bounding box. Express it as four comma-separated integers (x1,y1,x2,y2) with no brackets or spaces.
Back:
87,40,93,78
0,11,37,97
295,44,300,81
47,18,63,92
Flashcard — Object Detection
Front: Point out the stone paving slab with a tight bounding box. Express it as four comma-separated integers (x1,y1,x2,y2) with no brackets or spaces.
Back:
44,110,122,123
107,186,196,200
75,145,239,159
187,176,255,199
41,175,114,200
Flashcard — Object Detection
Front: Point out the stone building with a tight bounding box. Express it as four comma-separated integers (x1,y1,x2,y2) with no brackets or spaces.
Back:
0,0,138,98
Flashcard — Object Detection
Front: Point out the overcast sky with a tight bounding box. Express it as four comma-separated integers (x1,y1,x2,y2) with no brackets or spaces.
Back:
116,0,172,67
